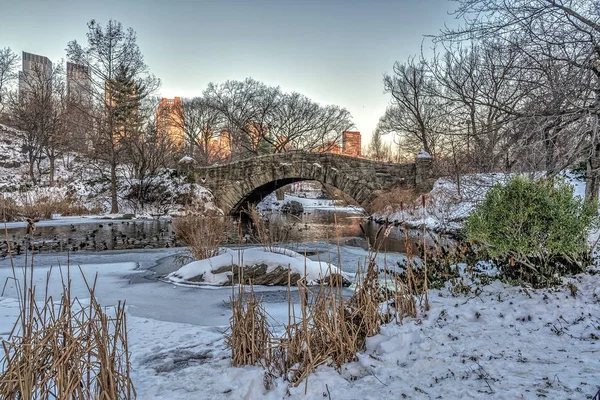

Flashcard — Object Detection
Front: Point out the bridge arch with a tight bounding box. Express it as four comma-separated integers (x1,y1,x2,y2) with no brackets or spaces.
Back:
194,151,433,215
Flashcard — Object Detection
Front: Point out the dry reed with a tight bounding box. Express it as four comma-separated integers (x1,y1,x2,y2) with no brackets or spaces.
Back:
246,206,299,251
172,207,229,260
226,280,273,367
0,238,135,399
226,207,430,390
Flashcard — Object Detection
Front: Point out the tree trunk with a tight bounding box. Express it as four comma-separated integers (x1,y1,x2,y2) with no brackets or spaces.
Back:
585,141,600,201
49,155,55,186
29,161,37,186
110,161,119,213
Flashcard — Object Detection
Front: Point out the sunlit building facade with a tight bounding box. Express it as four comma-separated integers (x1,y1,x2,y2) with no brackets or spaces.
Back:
157,97,185,148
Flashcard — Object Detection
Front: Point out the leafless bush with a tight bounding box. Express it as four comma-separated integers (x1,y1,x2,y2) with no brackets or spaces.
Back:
172,207,229,260
0,197,19,222
368,188,417,215
16,192,72,220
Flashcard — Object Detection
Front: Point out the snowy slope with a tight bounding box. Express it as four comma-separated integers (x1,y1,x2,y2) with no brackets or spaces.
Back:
373,171,590,231
0,123,216,216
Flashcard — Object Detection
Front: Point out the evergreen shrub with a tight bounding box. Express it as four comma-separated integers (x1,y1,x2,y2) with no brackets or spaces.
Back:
465,176,597,286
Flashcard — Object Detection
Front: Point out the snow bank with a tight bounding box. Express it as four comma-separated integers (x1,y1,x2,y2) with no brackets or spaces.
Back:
166,247,351,286
1,245,599,398
373,171,588,231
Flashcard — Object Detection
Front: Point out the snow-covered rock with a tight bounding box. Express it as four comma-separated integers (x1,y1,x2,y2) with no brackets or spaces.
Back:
166,247,352,286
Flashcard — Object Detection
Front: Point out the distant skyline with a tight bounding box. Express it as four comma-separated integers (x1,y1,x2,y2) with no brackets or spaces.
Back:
0,0,458,145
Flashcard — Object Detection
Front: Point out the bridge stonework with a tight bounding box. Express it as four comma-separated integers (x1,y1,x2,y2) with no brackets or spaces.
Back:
194,151,434,215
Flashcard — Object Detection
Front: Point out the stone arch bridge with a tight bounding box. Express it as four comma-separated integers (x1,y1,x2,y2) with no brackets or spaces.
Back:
194,151,434,215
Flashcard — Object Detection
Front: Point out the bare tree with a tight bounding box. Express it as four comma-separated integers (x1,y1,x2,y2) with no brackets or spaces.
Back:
8,61,67,185
266,92,353,153
67,19,160,213
203,78,354,159
0,47,19,115
427,41,527,172
204,78,280,157
379,58,443,156
441,0,600,198
367,128,392,161
122,96,179,213
175,96,223,165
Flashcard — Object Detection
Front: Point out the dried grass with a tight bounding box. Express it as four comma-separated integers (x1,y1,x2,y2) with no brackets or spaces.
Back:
0,232,134,399
172,207,229,260
0,197,20,222
1,192,96,222
226,280,273,367
225,207,433,392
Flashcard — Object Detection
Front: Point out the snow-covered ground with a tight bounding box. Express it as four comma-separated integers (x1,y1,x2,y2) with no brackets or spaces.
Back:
0,244,598,399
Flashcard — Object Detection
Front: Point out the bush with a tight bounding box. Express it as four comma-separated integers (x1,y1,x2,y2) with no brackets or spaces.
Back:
0,197,20,222
172,207,229,260
465,176,597,286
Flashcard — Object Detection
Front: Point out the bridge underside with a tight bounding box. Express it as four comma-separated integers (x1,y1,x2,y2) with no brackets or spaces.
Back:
231,177,305,214
230,177,364,215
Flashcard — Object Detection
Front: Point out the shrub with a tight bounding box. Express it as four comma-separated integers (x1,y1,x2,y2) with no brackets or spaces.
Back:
0,197,20,222
465,176,597,286
172,207,229,260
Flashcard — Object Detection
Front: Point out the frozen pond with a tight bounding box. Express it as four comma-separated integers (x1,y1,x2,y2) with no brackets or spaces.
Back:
0,209,418,327
0,241,407,327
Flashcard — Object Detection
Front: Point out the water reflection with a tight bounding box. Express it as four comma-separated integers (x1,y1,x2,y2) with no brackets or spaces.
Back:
243,210,411,253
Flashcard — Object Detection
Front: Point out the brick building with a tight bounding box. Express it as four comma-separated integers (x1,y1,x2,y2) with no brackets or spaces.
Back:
342,131,361,157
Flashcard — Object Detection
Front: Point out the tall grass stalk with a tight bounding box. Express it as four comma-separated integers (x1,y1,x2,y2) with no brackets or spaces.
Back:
0,224,135,399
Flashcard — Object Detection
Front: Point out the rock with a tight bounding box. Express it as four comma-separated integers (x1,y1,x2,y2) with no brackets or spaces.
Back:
186,263,351,287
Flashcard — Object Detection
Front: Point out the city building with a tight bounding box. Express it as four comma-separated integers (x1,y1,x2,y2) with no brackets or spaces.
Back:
19,51,52,95
66,61,91,101
157,97,184,148
342,131,361,157
209,130,232,160
314,131,361,157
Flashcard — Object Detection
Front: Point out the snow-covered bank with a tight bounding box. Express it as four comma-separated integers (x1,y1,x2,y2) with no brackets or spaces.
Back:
259,192,365,214
0,123,216,217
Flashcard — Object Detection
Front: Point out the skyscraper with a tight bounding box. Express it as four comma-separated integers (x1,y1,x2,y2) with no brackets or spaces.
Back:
66,61,91,101
19,51,52,95
342,131,361,157
157,97,185,148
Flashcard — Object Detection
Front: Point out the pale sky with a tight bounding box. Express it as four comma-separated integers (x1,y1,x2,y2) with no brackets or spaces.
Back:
0,0,458,144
